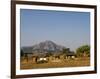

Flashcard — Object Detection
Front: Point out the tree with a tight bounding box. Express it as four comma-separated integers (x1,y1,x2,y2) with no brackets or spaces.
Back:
21,49,24,57
76,45,90,57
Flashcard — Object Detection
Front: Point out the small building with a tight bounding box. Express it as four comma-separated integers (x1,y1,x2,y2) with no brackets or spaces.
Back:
21,47,33,57
65,51,76,59
21,46,33,61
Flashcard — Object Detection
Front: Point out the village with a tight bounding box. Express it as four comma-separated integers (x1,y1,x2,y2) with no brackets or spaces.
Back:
21,49,76,63
20,45,90,69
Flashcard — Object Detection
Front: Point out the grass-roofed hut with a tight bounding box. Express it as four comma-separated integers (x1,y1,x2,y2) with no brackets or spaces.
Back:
65,51,76,59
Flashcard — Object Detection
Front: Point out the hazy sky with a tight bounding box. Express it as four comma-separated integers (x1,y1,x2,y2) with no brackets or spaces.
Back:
20,9,90,51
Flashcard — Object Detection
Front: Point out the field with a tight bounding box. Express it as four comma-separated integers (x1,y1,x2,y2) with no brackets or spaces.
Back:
20,57,90,69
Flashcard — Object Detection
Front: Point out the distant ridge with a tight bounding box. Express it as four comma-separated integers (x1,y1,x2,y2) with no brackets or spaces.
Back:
22,40,66,54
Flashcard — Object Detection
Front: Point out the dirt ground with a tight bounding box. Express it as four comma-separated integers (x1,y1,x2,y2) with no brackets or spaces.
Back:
20,57,90,69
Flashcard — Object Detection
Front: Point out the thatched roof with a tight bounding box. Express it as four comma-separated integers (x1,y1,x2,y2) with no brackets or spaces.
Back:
66,51,76,56
21,47,33,54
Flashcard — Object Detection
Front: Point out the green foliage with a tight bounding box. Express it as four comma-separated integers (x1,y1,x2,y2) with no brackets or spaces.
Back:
76,45,90,57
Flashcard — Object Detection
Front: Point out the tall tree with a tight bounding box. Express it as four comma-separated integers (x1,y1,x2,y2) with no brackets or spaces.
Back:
76,45,90,57
21,49,24,57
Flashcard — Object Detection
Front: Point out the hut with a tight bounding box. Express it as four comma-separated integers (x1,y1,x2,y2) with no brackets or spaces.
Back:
21,47,33,62
65,51,76,59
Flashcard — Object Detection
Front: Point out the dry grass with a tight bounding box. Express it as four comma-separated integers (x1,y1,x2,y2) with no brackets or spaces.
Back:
20,57,90,69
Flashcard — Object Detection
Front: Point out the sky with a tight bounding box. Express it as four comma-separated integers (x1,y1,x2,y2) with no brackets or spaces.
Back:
20,9,90,51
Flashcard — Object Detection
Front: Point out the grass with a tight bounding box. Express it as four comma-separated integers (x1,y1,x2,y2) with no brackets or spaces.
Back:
20,57,90,69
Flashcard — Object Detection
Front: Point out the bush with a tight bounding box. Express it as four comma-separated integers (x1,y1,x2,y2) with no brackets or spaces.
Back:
76,45,90,57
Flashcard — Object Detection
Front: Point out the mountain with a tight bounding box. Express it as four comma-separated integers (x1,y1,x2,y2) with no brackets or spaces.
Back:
22,40,66,54
32,40,65,53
